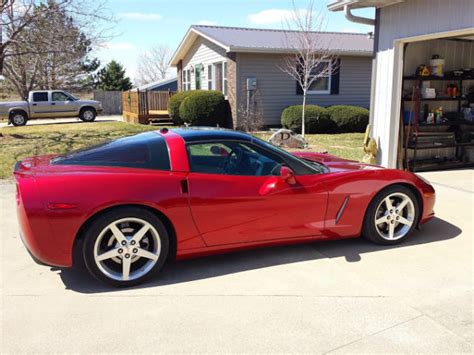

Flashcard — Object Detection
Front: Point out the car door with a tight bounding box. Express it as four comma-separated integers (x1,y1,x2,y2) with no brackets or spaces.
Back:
51,91,79,117
186,140,328,246
30,92,51,118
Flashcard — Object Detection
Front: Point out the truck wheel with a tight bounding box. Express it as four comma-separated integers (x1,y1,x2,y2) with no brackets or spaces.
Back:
10,112,28,126
79,108,96,122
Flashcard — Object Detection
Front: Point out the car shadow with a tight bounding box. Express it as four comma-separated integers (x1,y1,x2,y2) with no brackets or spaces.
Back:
54,217,462,294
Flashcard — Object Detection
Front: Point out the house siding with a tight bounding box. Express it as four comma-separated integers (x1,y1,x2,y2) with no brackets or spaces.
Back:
371,0,474,168
182,36,227,91
236,53,372,126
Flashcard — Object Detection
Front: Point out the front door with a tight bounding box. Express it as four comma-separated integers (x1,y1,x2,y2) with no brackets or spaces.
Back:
30,92,51,118
186,141,328,246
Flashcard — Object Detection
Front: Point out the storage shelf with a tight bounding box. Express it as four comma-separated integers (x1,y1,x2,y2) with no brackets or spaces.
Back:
403,97,467,101
403,75,473,81
417,121,474,127
408,161,474,172
405,142,474,150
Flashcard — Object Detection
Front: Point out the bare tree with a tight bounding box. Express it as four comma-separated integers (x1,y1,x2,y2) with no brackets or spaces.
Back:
0,0,113,74
279,0,338,137
135,44,171,86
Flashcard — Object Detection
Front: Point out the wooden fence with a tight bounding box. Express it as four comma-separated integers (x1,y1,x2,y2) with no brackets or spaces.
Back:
93,91,122,114
122,90,174,124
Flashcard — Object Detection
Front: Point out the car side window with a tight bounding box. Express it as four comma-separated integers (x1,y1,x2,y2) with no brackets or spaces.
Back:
52,92,70,101
187,141,284,176
32,92,49,102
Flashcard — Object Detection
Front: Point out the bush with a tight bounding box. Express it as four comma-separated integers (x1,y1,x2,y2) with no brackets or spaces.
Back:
168,91,194,125
179,90,229,126
327,105,369,132
281,105,336,133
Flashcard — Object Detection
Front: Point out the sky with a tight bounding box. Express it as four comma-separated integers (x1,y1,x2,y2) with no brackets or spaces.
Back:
95,0,375,82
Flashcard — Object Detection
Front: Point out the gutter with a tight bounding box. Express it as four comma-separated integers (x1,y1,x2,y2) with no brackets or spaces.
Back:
344,4,375,26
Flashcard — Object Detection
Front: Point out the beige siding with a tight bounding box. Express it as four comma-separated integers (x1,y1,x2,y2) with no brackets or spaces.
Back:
237,53,372,125
182,37,227,91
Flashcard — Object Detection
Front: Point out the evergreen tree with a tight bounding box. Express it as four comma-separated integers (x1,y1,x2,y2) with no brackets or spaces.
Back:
96,61,133,91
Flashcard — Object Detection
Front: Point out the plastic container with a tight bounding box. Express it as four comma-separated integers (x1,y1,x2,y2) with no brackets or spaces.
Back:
430,59,445,77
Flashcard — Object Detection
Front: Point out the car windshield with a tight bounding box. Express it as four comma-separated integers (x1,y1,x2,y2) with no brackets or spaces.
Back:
251,135,328,174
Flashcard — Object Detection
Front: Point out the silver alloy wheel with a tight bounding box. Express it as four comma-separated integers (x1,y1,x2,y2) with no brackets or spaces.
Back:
83,110,94,121
374,192,415,241
93,217,161,281
12,114,25,125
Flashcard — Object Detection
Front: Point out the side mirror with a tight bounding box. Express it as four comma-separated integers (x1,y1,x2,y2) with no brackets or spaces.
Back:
280,166,296,185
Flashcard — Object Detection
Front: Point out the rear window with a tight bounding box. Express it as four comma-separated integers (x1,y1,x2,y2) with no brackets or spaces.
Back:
52,132,170,170
32,92,49,102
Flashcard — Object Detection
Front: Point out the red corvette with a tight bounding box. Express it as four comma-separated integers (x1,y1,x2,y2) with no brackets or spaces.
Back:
15,128,435,286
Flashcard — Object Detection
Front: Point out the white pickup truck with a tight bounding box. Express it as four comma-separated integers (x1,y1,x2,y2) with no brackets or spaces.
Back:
0,90,103,126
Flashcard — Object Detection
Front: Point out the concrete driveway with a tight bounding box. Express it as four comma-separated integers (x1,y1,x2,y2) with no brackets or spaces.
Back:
1,170,472,353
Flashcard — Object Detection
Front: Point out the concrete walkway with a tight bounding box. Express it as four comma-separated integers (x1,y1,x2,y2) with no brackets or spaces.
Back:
0,170,472,353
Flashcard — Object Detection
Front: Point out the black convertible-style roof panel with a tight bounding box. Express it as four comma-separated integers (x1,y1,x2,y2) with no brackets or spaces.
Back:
172,127,253,143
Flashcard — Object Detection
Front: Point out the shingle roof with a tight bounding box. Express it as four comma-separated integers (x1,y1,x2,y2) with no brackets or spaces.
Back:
191,25,373,54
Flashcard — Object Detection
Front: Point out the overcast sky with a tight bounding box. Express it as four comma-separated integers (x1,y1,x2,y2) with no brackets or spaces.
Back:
95,0,375,82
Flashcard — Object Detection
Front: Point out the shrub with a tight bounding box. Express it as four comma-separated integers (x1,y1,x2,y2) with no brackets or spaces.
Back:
168,91,194,125
179,90,229,126
327,105,369,132
281,105,336,133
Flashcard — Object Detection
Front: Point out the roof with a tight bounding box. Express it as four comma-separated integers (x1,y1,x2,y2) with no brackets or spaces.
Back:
171,127,252,143
327,0,405,11
170,25,374,66
137,76,177,91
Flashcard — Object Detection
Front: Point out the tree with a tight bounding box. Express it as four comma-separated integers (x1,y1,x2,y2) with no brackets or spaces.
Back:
1,0,112,75
2,1,101,97
279,0,338,137
96,60,132,91
135,44,171,86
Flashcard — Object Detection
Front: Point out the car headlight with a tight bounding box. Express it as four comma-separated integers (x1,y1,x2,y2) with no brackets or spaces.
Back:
415,173,432,186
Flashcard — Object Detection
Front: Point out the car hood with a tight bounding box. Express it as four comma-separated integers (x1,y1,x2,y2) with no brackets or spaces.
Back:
292,152,382,173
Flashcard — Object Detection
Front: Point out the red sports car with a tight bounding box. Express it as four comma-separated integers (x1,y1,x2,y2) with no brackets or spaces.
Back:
15,128,435,286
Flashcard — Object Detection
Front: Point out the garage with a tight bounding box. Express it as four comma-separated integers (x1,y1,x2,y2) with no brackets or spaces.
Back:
328,0,474,171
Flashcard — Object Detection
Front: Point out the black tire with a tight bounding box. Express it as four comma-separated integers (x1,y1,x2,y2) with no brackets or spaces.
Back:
10,111,28,126
362,185,420,245
79,107,97,122
82,207,169,287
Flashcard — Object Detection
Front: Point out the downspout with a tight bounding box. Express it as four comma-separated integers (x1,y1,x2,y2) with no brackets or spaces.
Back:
344,5,375,26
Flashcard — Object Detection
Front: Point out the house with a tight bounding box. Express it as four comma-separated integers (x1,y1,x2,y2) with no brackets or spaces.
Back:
137,76,178,92
329,0,474,171
170,25,374,128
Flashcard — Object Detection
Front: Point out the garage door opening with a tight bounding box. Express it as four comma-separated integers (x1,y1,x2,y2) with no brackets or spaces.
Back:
398,35,474,172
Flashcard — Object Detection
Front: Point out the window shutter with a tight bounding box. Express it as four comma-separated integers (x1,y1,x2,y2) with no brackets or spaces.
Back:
330,59,341,95
296,81,303,95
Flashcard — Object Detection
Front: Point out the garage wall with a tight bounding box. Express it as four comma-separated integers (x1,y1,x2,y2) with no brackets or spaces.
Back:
371,0,474,168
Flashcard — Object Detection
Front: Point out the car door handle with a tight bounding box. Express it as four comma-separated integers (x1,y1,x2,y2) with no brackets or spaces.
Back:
32,103,37,106
51,103,56,105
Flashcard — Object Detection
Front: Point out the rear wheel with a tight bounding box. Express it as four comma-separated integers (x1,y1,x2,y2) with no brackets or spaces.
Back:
10,112,27,126
83,207,169,287
362,185,419,245
79,107,96,122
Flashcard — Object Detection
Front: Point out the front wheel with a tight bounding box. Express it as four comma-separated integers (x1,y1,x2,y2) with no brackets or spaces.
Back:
79,108,96,122
10,112,27,126
362,185,420,245
82,207,169,287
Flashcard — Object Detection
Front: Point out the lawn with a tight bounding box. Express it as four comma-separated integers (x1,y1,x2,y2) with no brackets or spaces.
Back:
0,121,364,179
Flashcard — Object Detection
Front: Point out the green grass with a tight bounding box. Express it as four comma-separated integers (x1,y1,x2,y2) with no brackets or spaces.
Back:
253,132,365,162
0,122,365,179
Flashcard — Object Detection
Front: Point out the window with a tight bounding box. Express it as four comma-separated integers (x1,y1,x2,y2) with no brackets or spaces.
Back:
207,65,213,90
187,141,284,176
308,61,331,94
182,69,191,91
32,92,49,102
52,132,170,171
223,62,228,96
52,92,70,102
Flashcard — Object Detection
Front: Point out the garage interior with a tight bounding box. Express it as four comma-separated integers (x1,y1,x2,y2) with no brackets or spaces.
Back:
398,34,474,172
